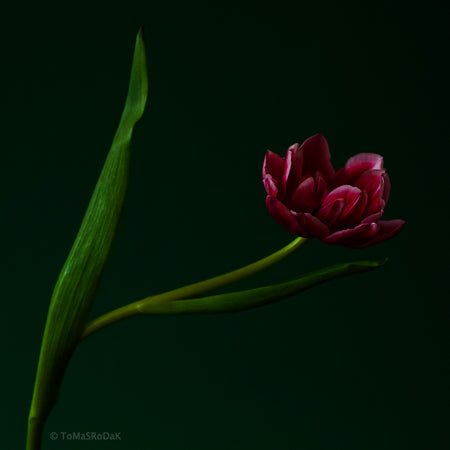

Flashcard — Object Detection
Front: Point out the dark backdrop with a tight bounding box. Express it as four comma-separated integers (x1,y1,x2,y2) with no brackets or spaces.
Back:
2,1,449,449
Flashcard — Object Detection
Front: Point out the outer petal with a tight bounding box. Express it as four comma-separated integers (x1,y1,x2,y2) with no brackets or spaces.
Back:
263,150,285,181
365,197,386,217
361,211,384,223
382,172,391,204
335,153,384,185
298,134,335,180
283,147,302,198
346,219,406,248
291,212,330,238
282,147,293,192
354,169,386,200
266,196,308,237
346,153,384,171
290,143,304,180
352,170,392,219
322,222,380,246
263,174,279,197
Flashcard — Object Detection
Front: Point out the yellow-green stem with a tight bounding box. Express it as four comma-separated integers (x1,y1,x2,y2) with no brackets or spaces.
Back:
26,417,44,450
81,237,307,340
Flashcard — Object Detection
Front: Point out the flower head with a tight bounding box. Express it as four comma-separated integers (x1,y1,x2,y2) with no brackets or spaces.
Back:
263,134,405,248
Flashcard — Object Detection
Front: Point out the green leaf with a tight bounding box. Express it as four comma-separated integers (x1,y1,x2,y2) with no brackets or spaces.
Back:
27,28,148,448
138,259,387,315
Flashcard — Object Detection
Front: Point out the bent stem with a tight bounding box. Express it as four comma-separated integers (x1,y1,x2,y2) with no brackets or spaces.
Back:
81,236,307,339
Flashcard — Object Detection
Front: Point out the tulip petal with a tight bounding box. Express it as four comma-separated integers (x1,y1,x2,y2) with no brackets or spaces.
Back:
340,190,368,228
283,147,302,197
357,170,387,216
263,174,279,197
262,137,404,248
321,185,362,210
263,150,285,181
335,153,384,185
316,198,345,228
366,197,385,217
298,134,335,180
320,184,366,229
290,176,318,212
315,174,329,200
347,152,383,169
347,219,406,248
282,147,293,191
355,169,385,200
361,211,383,223
291,212,330,238
290,143,304,180
266,196,308,237
322,222,380,246
383,172,391,204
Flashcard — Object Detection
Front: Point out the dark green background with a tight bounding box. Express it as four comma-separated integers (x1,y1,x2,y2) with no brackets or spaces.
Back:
2,1,449,449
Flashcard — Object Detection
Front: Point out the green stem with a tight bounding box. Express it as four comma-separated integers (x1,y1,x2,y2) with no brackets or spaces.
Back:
81,237,307,339
26,416,44,450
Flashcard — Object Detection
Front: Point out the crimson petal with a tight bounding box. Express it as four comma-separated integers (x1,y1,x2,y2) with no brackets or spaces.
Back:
291,211,329,238
335,153,384,185
361,211,384,223
290,143,304,179
316,198,345,228
282,147,293,193
283,147,303,197
365,194,386,217
383,172,391,204
266,196,308,237
340,190,369,228
354,169,385,201
263,174,279,197
263,150,285,181
321,185,362,211
346,153,383,169
347,219,406,248
298,134,335,180
322,222,380,246
291,176,318,212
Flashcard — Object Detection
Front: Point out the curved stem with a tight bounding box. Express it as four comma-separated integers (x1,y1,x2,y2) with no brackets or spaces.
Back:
81,237,307,340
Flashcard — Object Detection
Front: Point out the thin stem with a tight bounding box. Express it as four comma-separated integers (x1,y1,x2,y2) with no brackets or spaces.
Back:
81,237,307,340
26,416,44,450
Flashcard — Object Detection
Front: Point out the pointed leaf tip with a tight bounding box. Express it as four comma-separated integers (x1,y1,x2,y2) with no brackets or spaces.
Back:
28,30,149,437
138,259,389,316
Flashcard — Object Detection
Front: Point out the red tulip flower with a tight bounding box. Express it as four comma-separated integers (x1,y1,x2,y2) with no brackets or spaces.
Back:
263,134,405,248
